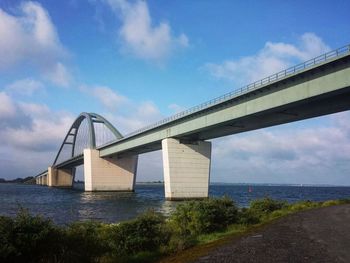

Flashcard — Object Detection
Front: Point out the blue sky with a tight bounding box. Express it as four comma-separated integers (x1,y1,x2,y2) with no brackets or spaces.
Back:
0,0,350,184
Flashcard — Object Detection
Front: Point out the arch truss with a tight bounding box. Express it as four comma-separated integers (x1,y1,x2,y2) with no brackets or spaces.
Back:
53,112,122,166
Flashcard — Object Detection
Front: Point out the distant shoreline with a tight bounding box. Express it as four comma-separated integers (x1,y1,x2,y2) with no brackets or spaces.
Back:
0,177,35,184
1,178,349,187
209,182,350,187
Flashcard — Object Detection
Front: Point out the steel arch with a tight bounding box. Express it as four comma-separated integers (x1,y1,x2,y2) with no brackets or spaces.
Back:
53,112,122,166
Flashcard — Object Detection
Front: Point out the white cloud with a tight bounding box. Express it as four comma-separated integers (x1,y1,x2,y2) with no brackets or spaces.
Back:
105,0,188,62
2,114,72,152
89,85,128,111
168,103,186,114
0,91,74,151
82,84,163,133
105,100,163,134
211,112,350,185
136,101,160,119
0,1,71,87
43,62,72,88
0,92,17,118
204,33,330,85
19,102,51,118
0,91,32,129
137,150,163,182
5,78,45,96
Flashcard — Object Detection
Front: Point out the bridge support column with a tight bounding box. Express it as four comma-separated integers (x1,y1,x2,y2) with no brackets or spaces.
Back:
162,138,211,200
37,176,43,185
83,149,138,191
48,167,74,187
42,175,47,186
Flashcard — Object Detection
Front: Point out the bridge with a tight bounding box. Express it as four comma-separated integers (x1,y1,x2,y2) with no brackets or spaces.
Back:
36,44,350,200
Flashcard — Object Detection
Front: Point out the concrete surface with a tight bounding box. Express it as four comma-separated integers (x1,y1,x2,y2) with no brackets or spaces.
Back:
162,138,211,200
84,149,138,191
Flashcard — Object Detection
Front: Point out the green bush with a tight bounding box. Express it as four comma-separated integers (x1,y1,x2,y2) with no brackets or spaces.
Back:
0,216,15,261
105,210,169,259
167,197,238,251
63,221,108,263
169,197,238,237
0,209,63,263
0,210,108,263
249,197,288,217
238,207,261,225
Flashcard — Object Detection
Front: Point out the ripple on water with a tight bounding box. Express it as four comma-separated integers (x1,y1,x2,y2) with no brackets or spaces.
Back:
0,183,349,224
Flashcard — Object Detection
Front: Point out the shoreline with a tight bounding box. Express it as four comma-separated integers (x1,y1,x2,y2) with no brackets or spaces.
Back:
2,181,350,188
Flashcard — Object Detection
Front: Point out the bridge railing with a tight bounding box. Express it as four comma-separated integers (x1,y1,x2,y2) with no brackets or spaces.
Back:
108,44,350,143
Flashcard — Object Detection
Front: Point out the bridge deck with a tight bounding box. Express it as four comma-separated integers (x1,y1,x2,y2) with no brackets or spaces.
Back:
37,45,350,175
98,49,350,158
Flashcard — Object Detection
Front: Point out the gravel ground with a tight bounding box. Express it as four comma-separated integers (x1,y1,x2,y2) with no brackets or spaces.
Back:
193,204,350,263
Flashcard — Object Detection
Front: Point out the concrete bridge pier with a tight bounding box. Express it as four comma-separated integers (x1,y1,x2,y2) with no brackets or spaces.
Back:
48,167,74,187
42,174,48,185
83,149,138,191
162,138,212,200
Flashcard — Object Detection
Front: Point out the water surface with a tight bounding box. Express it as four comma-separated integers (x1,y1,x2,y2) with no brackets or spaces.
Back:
1,183,349,224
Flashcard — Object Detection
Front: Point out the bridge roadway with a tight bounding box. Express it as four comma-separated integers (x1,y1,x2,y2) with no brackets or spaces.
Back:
36,45,350,199
98,46,350,158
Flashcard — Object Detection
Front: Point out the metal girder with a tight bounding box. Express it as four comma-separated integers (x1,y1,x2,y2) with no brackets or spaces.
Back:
89,113,123,139
52,112,123,166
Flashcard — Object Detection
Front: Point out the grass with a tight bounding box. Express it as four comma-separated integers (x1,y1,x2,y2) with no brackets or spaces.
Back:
196,224,248,244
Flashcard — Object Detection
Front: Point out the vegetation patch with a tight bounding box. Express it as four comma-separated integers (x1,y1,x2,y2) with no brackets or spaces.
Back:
1,197,349,263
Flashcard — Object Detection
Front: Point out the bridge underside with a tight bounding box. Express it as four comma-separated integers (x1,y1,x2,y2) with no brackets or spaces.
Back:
102,86,350,158
194,86,350,141
99,54,350,158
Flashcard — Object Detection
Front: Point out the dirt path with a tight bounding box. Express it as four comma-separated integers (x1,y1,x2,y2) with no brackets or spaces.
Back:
163,204,350,263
